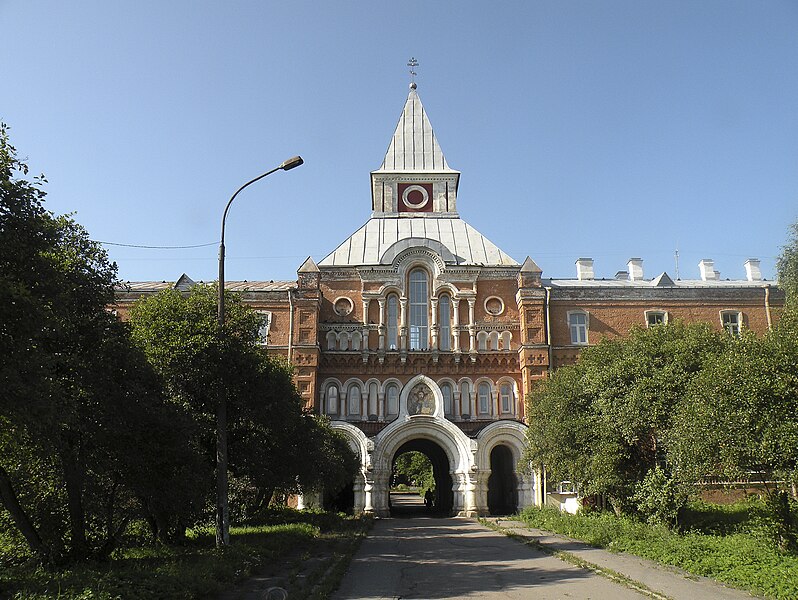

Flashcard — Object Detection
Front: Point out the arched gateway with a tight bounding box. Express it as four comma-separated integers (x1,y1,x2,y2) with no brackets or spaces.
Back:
323,375,537,516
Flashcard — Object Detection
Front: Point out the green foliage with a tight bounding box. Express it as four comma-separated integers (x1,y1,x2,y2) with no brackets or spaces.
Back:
777,220,798,309
520,500,798,599
1,510,370,600
1,124,206,562
632,465,688,527
393,451,435,495
128,284,358,509
525,321,725,519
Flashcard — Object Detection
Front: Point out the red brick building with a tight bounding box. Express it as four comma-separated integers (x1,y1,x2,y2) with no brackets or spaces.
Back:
114,85,783,516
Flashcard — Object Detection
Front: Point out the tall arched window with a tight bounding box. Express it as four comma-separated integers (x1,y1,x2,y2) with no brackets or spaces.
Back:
348,384,361,417
460,381,471,418
439,295,451,351
500,383,514,414
441,382,453,416
386,383,399,417
326,331,337,351
326,384,339,415
408,269,429,350
478,382,491,416
387,294,399,350
489,331,499,351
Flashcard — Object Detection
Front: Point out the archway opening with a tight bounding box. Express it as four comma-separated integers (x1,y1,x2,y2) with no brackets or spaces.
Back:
323,478,355,515
487,444,518,515
390,439,453,517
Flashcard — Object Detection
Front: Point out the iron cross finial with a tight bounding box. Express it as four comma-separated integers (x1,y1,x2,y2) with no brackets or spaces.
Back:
407,57,419,88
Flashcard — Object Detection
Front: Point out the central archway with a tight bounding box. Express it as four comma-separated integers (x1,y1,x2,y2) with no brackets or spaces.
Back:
391,439,453,517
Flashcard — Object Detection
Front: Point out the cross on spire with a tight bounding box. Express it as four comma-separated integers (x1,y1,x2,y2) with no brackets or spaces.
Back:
407,57,419,89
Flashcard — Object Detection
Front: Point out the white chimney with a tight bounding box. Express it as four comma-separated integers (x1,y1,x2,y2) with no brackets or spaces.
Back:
576,258,595,280
744,258,762,281
698,259,720,281
615,270,628,280
627,258,644,281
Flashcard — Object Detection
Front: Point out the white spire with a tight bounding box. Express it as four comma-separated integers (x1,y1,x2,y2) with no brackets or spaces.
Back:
377,87,455,172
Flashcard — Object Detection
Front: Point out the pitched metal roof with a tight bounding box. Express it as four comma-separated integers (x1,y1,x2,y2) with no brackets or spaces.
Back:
318,216,518,267
375,87,457,173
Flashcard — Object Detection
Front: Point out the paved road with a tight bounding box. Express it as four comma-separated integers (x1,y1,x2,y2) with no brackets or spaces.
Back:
332,517,647,599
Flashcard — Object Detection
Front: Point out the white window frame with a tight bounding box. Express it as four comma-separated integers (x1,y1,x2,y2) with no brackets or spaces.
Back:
478,382,491,416
644,310,668,328
387,294,399,350
567,310,589,345
440,382,453,416
439,294,451,351
500,382,514,415
720,310,742,336
385,383,400,417
326,384,339,415
347,384,361,417
408,268,429,350
255,310,272,345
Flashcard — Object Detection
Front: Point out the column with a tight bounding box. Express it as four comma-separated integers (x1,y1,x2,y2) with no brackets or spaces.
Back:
452,297,461,353
453,390,461,420
378,298,386,350
430,297,439,350
468,299,476,356
377,390,385,421
362,298,371,354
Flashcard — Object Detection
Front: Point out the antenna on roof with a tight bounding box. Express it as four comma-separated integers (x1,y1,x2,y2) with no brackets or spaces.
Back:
674,248,680,280
407,57,419,89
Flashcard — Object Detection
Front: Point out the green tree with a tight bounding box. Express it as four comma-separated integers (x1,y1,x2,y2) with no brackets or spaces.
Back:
525,321,725,523
393,451,435,495
0,124,202,562
128,285,357,517
777,220,798,310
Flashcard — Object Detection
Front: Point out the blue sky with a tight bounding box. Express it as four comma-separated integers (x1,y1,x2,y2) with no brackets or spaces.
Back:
2,1,796,283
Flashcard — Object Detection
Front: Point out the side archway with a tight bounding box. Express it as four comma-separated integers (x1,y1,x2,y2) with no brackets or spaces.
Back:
475,421,535,514
327,422,372,514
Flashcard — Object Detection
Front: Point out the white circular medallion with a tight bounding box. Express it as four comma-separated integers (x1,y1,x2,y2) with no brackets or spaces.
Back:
401,184,430,209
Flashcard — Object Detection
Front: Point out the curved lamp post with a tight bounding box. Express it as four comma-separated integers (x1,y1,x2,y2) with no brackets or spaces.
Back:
216,155,303,546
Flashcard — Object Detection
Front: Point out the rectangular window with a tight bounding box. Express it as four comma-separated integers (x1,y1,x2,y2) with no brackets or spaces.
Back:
439,296,451,351
721,311,741,335
568,312,588,345
387,296,398,350
646,311,667,327
500,384,512,413
478,383,490,415
256,311,272,345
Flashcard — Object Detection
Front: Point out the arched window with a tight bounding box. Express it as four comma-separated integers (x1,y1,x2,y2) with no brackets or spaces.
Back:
351,331,361,351
477,331,488,351
338,332,349,351
478,382,491,416
501,331,512,351
408,269,429,350
348,384,361,417
489,331,499,351
500,383,514,414
326,331,337,351
368,382,378,419
387,294,399,350
386,383,399,417
460,381,471,418
441,382,453,416
439,295,451,351
326,384,339,415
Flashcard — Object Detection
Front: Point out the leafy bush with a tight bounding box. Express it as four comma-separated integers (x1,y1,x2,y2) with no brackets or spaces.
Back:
632,466,688,527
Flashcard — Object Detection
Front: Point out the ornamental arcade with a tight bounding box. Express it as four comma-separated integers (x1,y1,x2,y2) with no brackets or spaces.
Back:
114,83,784,517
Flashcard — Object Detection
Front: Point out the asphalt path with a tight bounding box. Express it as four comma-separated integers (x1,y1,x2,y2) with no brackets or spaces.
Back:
332,514,647,599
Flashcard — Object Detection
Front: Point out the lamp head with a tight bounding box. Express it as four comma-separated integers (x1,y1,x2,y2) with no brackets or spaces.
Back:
280,156,304,171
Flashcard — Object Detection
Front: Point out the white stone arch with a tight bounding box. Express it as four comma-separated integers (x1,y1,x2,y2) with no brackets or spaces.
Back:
329,421,373,513
397,374,443,419
371,408,476,516
488,331,500,351
457,377,474,419
437,377,457,417
432,281,458,298
474,420,535,512
351,330,362,351
377,284,403,298
385,243,449,277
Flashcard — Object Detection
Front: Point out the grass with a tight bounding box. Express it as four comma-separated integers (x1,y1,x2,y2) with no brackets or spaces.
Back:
0,508,371,600
519,499,798,600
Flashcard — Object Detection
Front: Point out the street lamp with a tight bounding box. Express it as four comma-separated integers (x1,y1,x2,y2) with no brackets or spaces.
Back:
216,155,303,547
